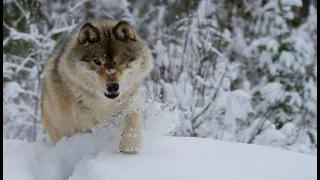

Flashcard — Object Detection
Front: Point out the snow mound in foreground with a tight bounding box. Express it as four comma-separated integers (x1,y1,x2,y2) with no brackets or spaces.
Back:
4,102,316,180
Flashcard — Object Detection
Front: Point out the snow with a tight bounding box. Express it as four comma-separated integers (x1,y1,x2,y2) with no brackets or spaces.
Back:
4,136,316,180
259,82,283,103
281,122,297,136
4,104,317,180
280,0,303,7
3,82,26,99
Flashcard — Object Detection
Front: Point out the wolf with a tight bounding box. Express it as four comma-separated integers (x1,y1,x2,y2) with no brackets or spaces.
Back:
41,20,153,154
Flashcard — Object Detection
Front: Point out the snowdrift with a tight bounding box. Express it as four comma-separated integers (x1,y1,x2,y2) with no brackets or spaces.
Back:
4,102,316,180
4,136,316,180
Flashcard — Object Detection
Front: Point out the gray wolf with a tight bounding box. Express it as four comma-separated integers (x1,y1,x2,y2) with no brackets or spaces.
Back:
41,20,153,154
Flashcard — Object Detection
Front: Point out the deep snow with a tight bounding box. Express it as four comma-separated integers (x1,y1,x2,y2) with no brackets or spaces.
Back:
4,103,317,180
4,135,317,180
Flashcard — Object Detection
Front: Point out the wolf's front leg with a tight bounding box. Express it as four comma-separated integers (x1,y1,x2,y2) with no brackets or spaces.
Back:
119,112,143,154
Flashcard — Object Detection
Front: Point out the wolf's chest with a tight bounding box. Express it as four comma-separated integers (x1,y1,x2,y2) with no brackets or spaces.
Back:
72,98,129,130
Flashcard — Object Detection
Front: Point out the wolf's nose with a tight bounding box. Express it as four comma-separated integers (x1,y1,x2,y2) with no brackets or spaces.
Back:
106,83,119,93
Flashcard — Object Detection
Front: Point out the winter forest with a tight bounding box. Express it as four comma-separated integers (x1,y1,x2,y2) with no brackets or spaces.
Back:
3,0,317,156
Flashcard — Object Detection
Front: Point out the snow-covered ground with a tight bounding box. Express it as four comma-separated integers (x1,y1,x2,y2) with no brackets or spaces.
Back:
3,102,317,180
4,136,317,180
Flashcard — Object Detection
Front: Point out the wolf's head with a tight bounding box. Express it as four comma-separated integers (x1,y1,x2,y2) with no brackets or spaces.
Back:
62,20,153,100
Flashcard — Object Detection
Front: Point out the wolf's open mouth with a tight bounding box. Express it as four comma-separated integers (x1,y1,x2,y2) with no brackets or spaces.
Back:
104,92,119,99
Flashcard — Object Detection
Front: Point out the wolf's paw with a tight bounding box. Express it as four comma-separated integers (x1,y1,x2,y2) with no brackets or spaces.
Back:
119,133,142,154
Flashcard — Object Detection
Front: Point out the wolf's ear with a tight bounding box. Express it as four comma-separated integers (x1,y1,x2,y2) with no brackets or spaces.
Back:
112,20,136,42
78,23,100,44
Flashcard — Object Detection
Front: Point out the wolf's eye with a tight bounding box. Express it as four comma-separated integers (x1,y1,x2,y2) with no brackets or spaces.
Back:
94,59,101,65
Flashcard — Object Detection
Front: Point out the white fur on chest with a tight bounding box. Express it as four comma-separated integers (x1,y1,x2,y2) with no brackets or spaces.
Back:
72,94,132,131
